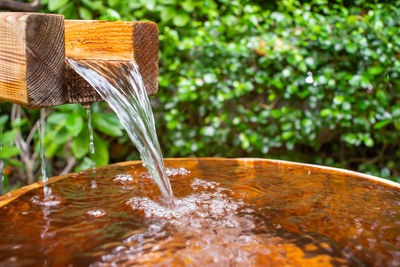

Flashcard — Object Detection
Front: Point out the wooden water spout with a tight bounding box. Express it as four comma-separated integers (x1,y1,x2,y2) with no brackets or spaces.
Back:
0,12,158,108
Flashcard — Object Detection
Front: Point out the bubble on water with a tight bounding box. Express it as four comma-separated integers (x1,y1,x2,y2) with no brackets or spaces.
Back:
113,174,139,188
30,194,61,207
113,174,134,183
103,179,280,265
125,178,254,235
165,167,190,176
86,208,106,217
139,167,191,180
191,178,219,190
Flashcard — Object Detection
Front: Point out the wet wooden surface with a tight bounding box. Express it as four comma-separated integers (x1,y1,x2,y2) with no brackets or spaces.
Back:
65,21,159,105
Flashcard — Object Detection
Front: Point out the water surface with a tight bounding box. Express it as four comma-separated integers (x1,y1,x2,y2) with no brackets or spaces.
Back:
0,158,399,266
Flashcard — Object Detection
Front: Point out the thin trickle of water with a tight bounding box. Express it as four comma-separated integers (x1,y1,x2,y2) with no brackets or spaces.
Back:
37,120,47,183
67,59,173,201
83,104,96,171
37,117,52,199
84,105,95,155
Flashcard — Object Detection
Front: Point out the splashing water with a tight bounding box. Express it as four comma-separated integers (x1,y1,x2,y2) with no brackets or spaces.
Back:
67,59,173,201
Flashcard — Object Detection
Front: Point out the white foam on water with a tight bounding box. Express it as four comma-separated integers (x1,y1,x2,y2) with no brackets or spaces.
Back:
113,174,135,183
93,178,274,265
165,167,191,177
87,208,107,217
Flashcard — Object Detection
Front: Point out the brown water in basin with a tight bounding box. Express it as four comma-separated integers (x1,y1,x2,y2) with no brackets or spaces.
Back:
0,158,399,266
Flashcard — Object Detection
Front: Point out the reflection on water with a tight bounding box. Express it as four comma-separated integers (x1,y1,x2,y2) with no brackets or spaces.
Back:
0,159,399,266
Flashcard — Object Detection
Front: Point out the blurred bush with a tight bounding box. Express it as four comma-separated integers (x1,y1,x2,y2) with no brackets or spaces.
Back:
0,0,399,192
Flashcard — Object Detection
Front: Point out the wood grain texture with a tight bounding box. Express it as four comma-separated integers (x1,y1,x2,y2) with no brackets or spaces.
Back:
0,17,158,108
0,12,29,106
65,20,159,105
0,12,65,108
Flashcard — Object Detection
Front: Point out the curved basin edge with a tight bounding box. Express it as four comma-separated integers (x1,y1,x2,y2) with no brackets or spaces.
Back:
0,157,398,208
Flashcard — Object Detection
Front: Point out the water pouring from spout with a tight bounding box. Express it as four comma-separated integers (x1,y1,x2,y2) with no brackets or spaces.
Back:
67,59,174,203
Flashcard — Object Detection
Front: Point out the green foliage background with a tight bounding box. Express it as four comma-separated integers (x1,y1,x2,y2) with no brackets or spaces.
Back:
1,0,399,192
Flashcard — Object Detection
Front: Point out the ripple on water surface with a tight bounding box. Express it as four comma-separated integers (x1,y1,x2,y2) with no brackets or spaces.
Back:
0,159,399,266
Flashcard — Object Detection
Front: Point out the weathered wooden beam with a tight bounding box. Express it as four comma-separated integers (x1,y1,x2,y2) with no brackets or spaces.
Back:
0,12,65,108
65,20,159,105
0,14,159,108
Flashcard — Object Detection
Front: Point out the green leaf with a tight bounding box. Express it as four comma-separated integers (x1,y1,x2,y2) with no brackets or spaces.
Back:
75,157,94,172
11,118,26,128
144,0,156,10
91,134,109,166
182,0,195,12
160,7,176,22
79,7,93,20
46,142,61,158
374,119,392,130
45,129,71,157
52,129,72,145
364,137,374,147
82,0,103,10
7,158,22,167
71,127,90,159
59,2,79,18
0,146,20,158
92,113,123,137
47,113,68,125
107,0,119,8
281,131,294,140
66,113,84,137
173,14,190,27
0,129,19,145
342,133,358,145
0,115,8,125
320,109,331,117
105,8,121,20
239,133,250,149
345,42,357,54
368,66,383,75
48,0,69,11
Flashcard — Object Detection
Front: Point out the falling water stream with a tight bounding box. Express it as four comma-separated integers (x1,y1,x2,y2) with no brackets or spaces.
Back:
83,104,96,171
68,59,173,201
86,107,95,155
37,119,52,199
